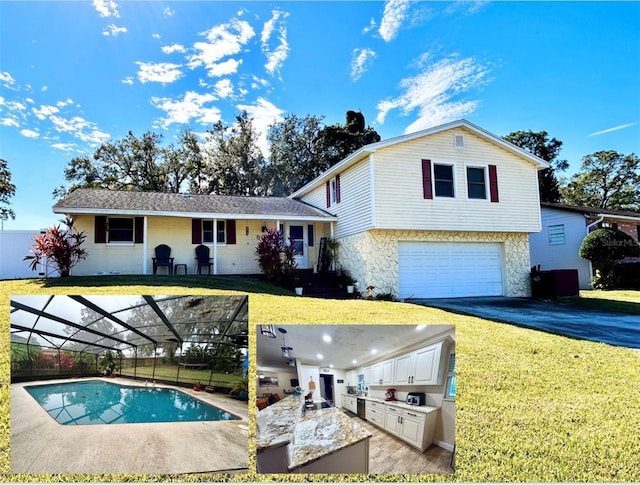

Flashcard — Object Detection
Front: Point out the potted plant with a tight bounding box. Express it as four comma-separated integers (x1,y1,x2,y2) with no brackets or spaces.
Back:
230,377,249,400
293,276,303,296
99,350,117,377
193,381,203,391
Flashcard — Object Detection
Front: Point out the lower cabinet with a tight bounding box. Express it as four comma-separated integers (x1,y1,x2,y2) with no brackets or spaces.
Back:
365,400,385,427
375,402,438,452
342,394,357,414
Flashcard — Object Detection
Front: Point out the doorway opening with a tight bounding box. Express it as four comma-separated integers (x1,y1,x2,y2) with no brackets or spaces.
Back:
319,374,334,406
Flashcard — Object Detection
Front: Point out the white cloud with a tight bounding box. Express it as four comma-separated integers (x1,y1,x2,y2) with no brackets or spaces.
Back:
588,122,638,137
363,18,377,34
20,129,40,138
41,86,48,92
93,0,119,18
151,91,220,128
152,33,161,39
261,10,290,76
1,118,19,127
49,115,110,144
379,0,410,41
251,76,269,90
214,79,234,99
56,98,74,107
445,1,489,16
188,18,255,76
162,44,187,54
33,105,60,120
0,71,16,86
122,77,134,85
376,56,490,132
202,58,242,78
351,48,377,81
103,24,128,36
136,62,184,84
51,142,77,152
236,97,285,155
163,7,175,18
26,97,35,104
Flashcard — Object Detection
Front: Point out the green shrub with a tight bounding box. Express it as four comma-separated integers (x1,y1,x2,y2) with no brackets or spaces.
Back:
579,228,639,289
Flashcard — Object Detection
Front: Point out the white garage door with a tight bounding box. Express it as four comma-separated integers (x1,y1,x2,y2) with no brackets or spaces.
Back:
398,242,504,299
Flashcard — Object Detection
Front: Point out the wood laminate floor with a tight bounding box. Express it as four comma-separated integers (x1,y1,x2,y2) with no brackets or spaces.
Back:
354,416,454,475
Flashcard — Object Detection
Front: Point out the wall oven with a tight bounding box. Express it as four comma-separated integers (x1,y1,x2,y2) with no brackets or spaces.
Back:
357,398,366,420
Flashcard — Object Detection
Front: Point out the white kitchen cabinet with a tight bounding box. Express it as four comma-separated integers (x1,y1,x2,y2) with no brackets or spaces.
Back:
342,394,357,414
363,365,376,386
393,341,444,386
365,400,385,427
345,370,358,386
384,404,403,436
399,409,426,450
381,359,394,385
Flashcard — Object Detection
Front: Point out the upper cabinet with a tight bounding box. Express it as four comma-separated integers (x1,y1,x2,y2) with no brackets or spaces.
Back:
392,341,445,386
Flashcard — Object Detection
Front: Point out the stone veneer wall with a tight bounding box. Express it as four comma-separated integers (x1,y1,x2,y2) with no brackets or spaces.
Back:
338,230,532,298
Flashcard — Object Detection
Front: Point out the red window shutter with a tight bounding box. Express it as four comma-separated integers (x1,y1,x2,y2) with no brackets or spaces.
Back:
227,220,236,244
134,217,144,244
422,159,433,199
335,174,341,203
95,216,107,243
191,218,202,244
489,164,499,202
326,181,331,208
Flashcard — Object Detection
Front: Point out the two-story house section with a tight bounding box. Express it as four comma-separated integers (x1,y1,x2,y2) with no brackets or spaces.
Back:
291,119,549,299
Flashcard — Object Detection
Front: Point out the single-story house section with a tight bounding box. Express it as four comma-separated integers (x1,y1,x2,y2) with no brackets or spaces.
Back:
291,119,549,299
529,203,640,289
53,119,549,299
52,190,336,276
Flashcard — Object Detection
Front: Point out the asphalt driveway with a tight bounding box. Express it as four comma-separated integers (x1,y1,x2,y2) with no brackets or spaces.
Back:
411,297,640,349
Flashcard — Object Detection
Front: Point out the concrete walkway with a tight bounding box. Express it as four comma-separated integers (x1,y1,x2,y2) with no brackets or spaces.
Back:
410,297,640,349
11,377,248,474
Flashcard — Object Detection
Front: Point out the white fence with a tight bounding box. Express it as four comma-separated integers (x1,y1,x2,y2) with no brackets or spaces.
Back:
0,230,56,280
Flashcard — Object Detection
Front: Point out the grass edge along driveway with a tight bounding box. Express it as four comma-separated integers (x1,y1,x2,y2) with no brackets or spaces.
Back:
1,277,639,483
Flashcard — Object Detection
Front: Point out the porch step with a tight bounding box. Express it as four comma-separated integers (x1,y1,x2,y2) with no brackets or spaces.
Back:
294,270,356,300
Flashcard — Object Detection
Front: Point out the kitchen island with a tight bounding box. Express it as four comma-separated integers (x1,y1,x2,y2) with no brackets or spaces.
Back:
256,394,372,474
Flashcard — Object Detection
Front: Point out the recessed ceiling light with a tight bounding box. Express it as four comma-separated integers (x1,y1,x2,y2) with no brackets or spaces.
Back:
322,334,331,343
371,349,377,354
329,364,333,368
352,359,357,364
317,353,323,359
416,325,427,331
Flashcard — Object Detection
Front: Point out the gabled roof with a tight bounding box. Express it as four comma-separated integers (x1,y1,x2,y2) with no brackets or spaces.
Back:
290,119,550,198
542,202,640,221
53,188,336,221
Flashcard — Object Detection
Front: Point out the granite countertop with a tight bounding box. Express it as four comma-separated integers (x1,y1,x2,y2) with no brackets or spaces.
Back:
343,394,439,414
256,394,303,452
288,406,372,471
257,394,372,471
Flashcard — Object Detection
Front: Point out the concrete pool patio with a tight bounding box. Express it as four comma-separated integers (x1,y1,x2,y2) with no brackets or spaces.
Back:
11,377,248,475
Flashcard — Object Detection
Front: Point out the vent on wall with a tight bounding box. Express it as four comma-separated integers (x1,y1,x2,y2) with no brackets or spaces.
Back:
454,134,464,148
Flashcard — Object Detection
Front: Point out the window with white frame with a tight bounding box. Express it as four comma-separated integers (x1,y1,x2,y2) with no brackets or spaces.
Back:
434,163,455,197
548,224,565,245
202,220,226,244
445,351,456,399
466,166,487,199
107,217,134,243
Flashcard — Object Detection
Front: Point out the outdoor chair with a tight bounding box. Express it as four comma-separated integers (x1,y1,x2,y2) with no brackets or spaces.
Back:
152,244,174,275
195,244,214,275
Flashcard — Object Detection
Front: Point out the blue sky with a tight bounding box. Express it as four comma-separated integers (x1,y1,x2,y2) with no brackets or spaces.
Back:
1,0,639,230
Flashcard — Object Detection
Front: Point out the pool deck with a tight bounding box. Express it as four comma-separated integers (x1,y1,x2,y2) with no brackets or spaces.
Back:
11,377,249,475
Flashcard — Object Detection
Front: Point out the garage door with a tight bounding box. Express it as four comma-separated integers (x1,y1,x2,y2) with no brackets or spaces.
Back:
398,242,504,298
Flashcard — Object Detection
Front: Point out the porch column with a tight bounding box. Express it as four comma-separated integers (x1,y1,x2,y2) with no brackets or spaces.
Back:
142,216,148,274
213,218,218,275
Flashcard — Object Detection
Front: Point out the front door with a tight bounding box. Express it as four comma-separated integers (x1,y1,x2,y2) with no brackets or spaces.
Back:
288,224,308,269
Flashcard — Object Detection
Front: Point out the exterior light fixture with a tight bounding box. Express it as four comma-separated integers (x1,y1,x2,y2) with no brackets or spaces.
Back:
260,325,277,338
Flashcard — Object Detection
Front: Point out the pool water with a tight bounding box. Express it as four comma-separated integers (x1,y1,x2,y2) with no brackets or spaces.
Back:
25,380,240,425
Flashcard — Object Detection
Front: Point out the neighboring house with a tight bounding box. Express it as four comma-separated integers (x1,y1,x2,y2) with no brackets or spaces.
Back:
53,119,548,298
291,119,548,299
529,203,640,289
52,191,336,276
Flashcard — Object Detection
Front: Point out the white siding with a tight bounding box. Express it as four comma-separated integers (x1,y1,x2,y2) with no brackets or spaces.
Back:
373,127,542,233
529,208,593,289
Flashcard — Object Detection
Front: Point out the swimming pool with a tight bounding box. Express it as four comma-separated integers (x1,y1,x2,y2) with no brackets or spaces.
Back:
25,380,240,425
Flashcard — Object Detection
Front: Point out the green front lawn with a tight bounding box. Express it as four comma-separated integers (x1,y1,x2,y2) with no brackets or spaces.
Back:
2,276,640,482
553,290,640,315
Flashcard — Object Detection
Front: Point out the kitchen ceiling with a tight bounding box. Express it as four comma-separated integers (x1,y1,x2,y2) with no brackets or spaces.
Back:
256,324,454,372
